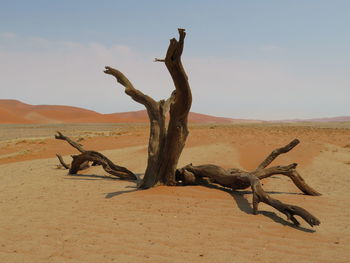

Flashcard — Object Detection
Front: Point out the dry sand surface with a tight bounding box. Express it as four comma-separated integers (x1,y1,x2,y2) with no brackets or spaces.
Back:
1,123,350,262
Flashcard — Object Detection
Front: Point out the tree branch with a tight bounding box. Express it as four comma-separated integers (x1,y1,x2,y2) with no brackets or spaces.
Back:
246,173,320,227
163,28,192,120
56,154,70,169
256,139,300,170
254,164,321,196
69,151,137,180
104,66,159,117
176,138,321,227
154,58,165,62
55,131,85,153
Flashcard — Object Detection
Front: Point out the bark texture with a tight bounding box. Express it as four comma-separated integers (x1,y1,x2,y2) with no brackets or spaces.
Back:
104,28,191,188
176,139,321,227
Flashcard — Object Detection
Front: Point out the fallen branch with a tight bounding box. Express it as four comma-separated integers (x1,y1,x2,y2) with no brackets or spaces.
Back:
69,151,137,180
55,131,85,153
247,173,320,227
176,139,321,227
55,132,136,180
56,154,70,169
55,153,90,171
256,139,300,170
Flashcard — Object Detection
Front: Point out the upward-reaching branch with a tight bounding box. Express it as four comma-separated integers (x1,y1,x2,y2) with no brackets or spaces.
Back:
55,131,85,153
104,66,159,118
155,28,192,185
164,28,192,120
256,139,300,170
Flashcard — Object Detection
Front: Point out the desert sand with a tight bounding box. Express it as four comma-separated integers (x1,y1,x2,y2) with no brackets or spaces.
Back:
0,123,350,262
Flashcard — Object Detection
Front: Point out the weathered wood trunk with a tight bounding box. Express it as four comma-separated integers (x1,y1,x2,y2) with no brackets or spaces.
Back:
104,29,191,188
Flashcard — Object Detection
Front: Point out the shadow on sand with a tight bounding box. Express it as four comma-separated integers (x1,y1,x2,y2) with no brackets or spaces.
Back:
65,173,141,199
202,183,315,233
64,173,142,182
63,173,315,232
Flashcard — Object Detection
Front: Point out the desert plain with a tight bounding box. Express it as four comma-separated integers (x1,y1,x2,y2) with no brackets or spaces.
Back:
0,122,350,263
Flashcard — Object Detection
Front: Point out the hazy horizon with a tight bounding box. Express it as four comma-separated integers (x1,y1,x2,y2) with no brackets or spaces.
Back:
1,98,349,122
1,1,349,120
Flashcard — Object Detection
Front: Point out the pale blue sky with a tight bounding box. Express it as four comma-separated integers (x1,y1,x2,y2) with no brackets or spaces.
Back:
1,0,349,119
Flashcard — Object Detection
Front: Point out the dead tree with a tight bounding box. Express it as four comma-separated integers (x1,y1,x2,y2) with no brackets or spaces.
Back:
55,132,136,180
176,139,321,227
55,29,321,227
104,28,191,188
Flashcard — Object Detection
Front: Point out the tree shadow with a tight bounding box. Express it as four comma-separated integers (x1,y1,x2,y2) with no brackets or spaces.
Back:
63,173,315,232
64,173,143,183
257,211,316,233
265,191,303,195
105,188,138,199
202,183,315,233
63,173,140,198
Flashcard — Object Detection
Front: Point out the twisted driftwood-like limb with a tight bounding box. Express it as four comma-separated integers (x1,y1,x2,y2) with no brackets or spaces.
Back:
104,28,191,188
176,139,321,227
56,154,70,169
69,151,137,180
55,131,85,153
253,164,321,196
55,132,136,180
55,154,90,170
256,139,299,170
247,173,320,227
55,133,89,171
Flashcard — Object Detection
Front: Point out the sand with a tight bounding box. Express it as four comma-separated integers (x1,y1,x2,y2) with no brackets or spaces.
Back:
0,123,350,262
0,100,255,125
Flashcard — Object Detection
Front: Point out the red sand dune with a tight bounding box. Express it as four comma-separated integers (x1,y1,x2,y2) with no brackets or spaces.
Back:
0,99,257,124
275,116,350,123
1,99,348,124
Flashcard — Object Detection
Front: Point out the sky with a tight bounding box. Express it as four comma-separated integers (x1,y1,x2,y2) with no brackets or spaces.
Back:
0,0,349,120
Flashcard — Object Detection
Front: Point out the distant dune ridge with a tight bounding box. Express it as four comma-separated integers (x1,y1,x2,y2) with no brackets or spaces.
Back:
0,99,348,124
277,116,350,123
0,99,259,124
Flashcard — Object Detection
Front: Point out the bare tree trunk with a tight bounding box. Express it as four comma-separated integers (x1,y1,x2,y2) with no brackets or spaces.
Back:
157,29,192,186
104,29,191,188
